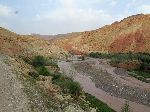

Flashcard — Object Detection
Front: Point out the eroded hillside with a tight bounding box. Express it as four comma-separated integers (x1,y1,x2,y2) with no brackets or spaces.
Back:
0,27,68,58
53,14,150,54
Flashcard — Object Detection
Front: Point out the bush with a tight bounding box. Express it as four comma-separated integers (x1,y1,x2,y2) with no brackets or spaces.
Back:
53,76,82,97
32,56,46,67
111,57,120,64
68,81,81,96
89,52,100,58
89,52,113,59
36,66,52,76
52,73,61,81
84,93,115,112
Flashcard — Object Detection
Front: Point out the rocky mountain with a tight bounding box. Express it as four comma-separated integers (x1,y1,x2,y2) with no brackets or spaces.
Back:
52,14,150,54
1,14,150,57
0,27,68,58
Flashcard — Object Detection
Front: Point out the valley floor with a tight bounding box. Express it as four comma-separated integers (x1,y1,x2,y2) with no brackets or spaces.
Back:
0,52,150,112
58,57,150,112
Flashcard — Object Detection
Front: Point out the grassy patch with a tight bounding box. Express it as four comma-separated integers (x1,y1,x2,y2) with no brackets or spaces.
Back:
82,93,115,112
128,70,150,83
89,52,150,83
36,66,53,76
53,74,82,97
89,52,150,64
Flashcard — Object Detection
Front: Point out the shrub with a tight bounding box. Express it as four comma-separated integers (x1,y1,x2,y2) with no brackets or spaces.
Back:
68,81,81,96
89,52,113,59
32,56,46,67
36,66,52,76
111,57,120,64
53,76,82,97
52,73,61,81
89,52,100,58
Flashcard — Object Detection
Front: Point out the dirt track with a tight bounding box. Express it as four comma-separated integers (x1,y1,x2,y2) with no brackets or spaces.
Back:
58,58,150,112
0,54,30,112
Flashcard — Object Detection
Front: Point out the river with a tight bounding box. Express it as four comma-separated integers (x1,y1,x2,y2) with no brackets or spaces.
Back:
58,58,150,112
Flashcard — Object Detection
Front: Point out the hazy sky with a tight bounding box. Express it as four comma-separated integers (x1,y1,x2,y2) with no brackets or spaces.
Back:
0,0,150,34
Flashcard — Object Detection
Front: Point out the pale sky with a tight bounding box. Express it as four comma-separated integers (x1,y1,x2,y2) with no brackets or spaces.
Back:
0,0,150,35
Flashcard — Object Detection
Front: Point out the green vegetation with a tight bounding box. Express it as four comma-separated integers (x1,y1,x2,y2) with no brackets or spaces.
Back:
89,52,150,64
31,55,58,68
36,66,52,76
89,52,150,83
22,55,58,77
23,55,115,111
83,93,115,112
28,55,82,97
47,69,115,111
32,55,47,67
53,74,82,97
128,70,150,83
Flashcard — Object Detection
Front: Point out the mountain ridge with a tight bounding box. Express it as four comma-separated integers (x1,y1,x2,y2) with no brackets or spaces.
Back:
0,14,150,57
52,14,150,54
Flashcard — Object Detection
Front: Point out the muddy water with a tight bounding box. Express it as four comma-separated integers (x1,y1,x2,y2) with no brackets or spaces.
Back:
58,60,150,112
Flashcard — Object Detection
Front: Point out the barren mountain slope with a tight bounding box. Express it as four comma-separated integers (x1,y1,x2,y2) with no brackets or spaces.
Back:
0,27,68,58
53,14,150,54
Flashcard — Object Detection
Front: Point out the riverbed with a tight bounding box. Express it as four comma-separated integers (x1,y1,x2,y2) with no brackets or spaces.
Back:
58,58,150,112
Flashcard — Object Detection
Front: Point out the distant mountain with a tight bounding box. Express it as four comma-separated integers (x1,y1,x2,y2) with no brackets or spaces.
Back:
31,32,81,40
0,27,68,58
52,14,150,54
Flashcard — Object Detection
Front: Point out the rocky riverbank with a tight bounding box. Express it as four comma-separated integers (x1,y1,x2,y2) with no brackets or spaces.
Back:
58,58,150,112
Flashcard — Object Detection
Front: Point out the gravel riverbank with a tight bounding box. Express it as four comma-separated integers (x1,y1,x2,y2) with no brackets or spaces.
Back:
58,58,150,112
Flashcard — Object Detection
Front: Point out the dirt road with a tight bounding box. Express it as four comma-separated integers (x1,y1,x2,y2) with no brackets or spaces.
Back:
58,58,150,112
0,54,30,112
